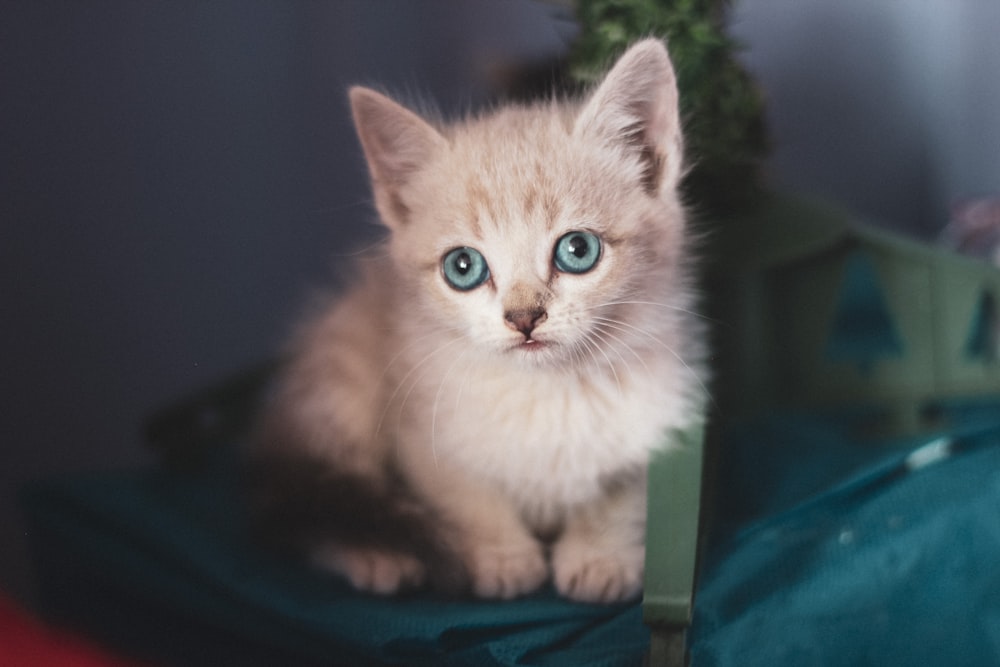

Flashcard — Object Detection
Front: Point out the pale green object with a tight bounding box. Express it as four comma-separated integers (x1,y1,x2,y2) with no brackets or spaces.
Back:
644,423,705,665
709,193,1000,434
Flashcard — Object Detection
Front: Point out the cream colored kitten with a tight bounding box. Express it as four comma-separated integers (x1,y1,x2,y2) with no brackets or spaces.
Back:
250,39,707,604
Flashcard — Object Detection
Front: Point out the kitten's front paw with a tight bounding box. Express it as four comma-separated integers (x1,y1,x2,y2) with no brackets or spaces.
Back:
552,540,644,604
310,544,426,595
467,541,548,599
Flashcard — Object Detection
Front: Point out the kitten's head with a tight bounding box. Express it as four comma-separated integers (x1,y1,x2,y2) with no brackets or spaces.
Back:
350,40,690,369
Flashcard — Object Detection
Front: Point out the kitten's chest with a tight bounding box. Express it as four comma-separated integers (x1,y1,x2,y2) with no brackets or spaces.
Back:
412,361,688,509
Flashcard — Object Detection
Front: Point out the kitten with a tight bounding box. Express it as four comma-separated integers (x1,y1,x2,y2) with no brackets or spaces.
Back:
249,39,707,604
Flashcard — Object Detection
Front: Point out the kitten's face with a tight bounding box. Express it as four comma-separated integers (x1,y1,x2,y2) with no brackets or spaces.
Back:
349,39,686,369
388,108,685,369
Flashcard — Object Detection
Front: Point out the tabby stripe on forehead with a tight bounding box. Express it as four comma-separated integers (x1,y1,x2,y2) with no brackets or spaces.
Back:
542,193,561,230
523,172,561,229
465,178,496,233
523,185,538,217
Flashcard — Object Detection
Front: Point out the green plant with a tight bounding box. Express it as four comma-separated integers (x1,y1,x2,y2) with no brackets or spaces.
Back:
570,0,768,212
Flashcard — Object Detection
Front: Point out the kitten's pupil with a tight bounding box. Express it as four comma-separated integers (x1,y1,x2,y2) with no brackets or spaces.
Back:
568,236,589,258
455,252,472,274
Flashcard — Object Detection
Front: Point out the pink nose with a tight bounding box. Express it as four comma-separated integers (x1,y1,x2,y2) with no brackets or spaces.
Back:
504,308,547,338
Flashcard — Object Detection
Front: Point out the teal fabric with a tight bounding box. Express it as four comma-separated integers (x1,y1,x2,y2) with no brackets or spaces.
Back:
695,413,1000,666
23,459,648,667
23,408,1000,666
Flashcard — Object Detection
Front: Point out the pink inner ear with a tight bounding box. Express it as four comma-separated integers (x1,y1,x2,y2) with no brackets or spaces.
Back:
351,88,442,184
349,87,445,227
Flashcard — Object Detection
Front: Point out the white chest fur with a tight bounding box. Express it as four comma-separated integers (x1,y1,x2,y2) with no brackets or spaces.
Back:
400,353,696,516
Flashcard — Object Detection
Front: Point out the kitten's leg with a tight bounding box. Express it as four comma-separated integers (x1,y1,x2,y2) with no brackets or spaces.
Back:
456,494,550,599
404,454,548,599
310,543,425,595
551,470,647,603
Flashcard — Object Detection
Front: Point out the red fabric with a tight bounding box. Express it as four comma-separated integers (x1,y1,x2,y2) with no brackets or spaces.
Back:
0,594,140,666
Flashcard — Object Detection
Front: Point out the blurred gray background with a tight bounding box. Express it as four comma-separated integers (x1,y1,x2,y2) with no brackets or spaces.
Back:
2,0,998,606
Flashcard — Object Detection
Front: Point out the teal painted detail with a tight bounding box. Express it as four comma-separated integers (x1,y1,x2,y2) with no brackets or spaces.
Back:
825,250,905,373
964,290,998,363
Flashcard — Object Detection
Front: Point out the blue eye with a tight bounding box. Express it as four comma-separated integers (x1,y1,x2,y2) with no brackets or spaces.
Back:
442,247,490,291
554,231,602,274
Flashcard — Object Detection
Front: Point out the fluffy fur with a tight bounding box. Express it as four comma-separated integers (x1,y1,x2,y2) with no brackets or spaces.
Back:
249,39,707,603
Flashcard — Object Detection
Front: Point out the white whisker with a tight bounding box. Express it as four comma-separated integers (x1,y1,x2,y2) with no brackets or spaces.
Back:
592,321,652,378
431,348,470,467
375,335,464,439
589,327,634,379
579,331,622,396
592,315,713,405
587,298,721,325
453,352,474,421
373,327,454,398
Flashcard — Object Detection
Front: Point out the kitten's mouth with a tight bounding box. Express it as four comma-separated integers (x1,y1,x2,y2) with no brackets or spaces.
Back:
514,338,551,353
504,334,555,357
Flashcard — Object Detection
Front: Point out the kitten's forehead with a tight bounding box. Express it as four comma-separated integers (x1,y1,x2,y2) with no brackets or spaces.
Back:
436,106,609,237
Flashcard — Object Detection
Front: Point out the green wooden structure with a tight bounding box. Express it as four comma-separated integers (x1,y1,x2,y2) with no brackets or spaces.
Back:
707,193,1000,436
643,424,705,666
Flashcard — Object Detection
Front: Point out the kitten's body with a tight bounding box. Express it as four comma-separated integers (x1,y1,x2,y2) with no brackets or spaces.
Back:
251,40,707,603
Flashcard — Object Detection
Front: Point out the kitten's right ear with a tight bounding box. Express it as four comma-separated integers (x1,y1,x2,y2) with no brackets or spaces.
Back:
574,39,683,197
349,87,445,228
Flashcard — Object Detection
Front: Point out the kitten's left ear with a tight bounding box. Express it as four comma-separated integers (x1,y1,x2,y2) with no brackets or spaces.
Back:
350,87,447,228
574,39,683,196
